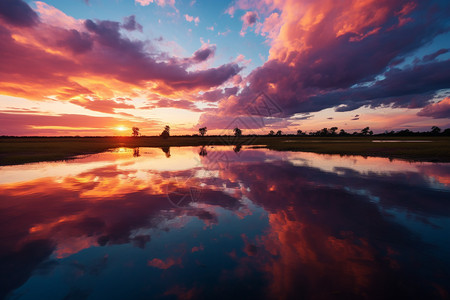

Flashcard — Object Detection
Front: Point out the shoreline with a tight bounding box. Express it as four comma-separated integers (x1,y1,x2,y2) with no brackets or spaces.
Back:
1,136,449,166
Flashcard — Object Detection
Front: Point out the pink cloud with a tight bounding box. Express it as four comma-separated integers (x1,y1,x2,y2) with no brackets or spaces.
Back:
185,14,200,25
217,0,450,121
143,99,201,111
218,29,231,36
240,11,258,36
69,97,135,114
417,97,450,119
255,12,281,40
0,2,240,109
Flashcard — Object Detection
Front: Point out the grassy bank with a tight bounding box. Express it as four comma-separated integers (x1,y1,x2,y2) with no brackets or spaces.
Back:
1,136,449,166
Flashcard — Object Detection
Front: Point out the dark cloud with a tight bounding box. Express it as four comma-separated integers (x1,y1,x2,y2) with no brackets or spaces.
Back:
200,87,238,102
122,15,143,32
191,45,216,63
83,19,240,90
0,0,39,27
57,29,93,54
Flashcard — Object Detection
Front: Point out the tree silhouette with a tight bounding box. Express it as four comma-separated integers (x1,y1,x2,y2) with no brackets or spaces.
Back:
268,130,275,136
443,128,450,136
297,130,303,135
361,127,370,136
199,127,207,136
276,130,282,136
161,125,170,139
319,128,329,136
339,129,348,136
132,127,140,137
330,127,338,135
431,126,441,134
233,127,242,137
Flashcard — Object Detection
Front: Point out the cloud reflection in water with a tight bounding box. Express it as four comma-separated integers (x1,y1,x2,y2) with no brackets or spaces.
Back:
0,147,449,299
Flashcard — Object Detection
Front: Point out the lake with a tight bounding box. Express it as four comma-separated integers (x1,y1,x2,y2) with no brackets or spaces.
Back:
1,146,449,299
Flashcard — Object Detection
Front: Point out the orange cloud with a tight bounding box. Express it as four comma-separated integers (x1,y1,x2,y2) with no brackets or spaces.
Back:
0,1,239,115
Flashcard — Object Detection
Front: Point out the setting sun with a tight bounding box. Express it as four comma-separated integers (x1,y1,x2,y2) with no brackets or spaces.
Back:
115,126,127,132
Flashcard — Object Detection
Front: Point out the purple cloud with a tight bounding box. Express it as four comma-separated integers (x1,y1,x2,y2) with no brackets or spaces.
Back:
0,0,39,27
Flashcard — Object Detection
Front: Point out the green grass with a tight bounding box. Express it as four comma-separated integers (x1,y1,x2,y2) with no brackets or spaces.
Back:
1,136,449,166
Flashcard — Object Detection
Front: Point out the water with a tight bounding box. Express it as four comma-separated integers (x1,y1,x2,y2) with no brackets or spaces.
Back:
372,140,432,143
1,146,449,300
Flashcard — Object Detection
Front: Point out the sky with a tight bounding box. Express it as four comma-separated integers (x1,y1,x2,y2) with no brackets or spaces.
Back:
0,0,449,136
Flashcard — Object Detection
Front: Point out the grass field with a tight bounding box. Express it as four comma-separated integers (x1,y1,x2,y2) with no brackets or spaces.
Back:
1,136,449,166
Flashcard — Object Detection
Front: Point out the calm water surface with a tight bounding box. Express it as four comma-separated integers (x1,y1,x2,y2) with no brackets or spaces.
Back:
1,147,449,300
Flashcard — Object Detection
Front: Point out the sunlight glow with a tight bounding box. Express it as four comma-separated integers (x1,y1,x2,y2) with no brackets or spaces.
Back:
115,126,127,131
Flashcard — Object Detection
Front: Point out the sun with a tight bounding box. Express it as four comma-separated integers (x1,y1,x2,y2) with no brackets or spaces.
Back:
115,126,127,132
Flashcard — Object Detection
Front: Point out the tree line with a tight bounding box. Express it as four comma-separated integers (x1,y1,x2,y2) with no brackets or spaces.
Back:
130,125,450,137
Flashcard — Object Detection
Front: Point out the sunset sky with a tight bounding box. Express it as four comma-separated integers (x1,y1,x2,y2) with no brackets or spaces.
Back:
0,0,449,136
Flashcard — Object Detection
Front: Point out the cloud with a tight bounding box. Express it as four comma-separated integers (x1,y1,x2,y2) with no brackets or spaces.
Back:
57,29,93,54
0,0,39,27
242,11,258,25
240,11,258,36
199,87,238,102
0,5,241,108
0,112,156,136
292,114,313,120
143,99,201,111
69,97,135,114
218,29,231,36
197,113,290,131
422,48,449,62
417,97,450,119
122,15,143,32
190,44,216,63
135,0,176,8
184,14,200,25
217,0,450,119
